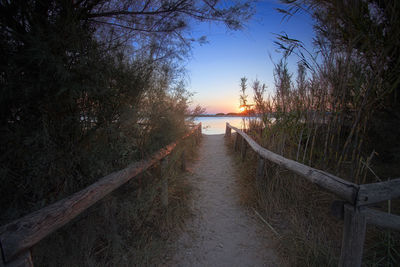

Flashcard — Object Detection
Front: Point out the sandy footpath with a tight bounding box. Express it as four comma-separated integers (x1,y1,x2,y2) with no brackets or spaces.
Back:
163,134,280,267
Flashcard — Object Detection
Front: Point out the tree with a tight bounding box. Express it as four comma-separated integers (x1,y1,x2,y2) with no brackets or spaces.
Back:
278,0,400,112
0,0,254,221
276,0,400,162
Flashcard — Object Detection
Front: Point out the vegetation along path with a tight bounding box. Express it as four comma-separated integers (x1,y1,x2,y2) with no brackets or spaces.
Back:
165,134,280,266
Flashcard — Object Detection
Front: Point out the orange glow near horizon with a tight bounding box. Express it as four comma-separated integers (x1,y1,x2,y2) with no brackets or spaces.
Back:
190,100,256,115
192,95,242,114
191,94,257,114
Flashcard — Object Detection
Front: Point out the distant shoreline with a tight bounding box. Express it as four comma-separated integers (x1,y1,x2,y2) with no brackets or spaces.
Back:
194,114,245,117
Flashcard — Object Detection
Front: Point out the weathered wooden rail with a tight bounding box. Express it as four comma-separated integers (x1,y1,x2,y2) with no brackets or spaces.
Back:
0,123,202,267
225,123,400,267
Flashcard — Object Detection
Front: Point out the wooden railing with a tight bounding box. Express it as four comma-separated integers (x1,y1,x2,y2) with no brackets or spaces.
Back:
225,123,400,267
0,123,202,267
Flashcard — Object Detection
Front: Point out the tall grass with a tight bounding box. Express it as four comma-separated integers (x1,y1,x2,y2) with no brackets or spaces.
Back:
228,135,341,266
0,63,202,265
31,133,199,266
234,52,399,264
235,3,400,260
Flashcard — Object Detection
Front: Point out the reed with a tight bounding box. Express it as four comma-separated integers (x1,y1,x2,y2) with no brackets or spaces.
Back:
234,39,399,263
30,134,199,266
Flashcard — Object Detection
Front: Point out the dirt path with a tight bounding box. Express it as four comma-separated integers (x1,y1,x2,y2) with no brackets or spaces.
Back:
165,134,280,267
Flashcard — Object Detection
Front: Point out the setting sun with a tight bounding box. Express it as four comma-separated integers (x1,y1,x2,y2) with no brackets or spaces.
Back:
239,106,245,113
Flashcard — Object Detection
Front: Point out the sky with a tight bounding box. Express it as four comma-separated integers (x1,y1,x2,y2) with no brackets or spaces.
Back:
185,0,315,114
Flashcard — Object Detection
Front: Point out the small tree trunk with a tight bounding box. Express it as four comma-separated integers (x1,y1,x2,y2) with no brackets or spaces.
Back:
339,204,367,267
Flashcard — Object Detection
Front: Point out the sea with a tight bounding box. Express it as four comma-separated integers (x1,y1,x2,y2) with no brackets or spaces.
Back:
194,116,247,135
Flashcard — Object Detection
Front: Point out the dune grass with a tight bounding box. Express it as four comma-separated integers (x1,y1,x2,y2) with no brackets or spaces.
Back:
31,135,200,266
227,131,399,266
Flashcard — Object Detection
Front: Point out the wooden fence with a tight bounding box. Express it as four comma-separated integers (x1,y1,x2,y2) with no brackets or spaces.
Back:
225,123,400,267
0,123,202,267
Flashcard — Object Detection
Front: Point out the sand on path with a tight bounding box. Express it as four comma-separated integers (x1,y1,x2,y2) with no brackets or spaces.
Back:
165,134,280,267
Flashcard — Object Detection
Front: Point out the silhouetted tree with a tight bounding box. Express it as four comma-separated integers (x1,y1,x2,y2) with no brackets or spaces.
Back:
0,0,254,222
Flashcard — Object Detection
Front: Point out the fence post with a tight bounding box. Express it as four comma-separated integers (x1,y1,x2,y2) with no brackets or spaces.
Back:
225,123,231,137
241,136,247,161
234,134,240,151
256,155,265,184
160,157,168,207
195,123,201,145
339,204,367,267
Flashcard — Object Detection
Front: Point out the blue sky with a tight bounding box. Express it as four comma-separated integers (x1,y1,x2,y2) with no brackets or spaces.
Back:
185,0,315,114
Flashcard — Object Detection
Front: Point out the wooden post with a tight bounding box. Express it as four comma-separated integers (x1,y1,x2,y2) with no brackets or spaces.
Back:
225,123,231,137
256,155,265,185
194,124,201,145
191,130,196,148
160,157,168,207
234,134,239,151
339,204,367,267
241,136,247,161
357,177,400,206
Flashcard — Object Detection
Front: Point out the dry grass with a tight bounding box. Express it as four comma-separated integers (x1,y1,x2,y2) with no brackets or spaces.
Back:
31,136,200,266
227,132,399,266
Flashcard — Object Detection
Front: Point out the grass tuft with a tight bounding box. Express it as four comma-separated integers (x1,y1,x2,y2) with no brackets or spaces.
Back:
31,136,200,266
227,132,399,266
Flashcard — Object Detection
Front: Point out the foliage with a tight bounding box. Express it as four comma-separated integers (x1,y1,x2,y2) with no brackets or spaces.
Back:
236,0,400,265
0,0,253,221
32,136,199,266
0,0,253,264
275,0,400,166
